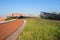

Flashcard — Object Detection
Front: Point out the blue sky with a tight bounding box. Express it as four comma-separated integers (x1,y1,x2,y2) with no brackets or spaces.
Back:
0,0,60,16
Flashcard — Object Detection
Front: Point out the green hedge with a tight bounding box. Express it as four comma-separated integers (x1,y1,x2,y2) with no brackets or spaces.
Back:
5,17,12,21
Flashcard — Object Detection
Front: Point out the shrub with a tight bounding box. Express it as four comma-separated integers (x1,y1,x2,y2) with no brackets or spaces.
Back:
5,17,12,21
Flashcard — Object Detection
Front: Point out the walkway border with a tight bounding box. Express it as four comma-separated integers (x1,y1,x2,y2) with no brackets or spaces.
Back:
0,19,16,24
5,19,26,40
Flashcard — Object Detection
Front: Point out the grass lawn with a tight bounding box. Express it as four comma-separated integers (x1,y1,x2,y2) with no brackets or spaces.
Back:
17,17,60,40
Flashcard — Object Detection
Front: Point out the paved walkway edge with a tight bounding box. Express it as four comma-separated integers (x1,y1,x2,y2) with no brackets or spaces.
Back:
5,19,26,40
0,19,16,24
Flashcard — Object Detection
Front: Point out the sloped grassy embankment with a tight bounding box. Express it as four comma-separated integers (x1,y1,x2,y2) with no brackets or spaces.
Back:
17,18,60,40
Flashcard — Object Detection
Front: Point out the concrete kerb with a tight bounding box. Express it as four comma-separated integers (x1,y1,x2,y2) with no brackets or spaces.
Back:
5,19,26,40
0,19,16,24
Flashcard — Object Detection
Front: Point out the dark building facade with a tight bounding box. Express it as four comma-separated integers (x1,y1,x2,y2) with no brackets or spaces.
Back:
40,12,60,20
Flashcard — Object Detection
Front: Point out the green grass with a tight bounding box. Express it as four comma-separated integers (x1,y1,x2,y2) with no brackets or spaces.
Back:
5,17,12,21
17,18,60,40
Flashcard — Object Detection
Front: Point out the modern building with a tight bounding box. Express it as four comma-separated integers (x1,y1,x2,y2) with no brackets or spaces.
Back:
40,12,60,20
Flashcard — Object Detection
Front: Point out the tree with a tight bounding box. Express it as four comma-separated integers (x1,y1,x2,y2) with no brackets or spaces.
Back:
58,12,60,15
52,12,57,14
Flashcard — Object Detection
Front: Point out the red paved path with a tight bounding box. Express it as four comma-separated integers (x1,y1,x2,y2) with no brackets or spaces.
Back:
0,19,24,40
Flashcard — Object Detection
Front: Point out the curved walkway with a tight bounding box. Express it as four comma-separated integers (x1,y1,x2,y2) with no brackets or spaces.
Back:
0,19,25,40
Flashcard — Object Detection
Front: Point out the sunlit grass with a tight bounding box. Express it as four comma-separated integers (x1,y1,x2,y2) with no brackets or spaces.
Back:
17,18,60,40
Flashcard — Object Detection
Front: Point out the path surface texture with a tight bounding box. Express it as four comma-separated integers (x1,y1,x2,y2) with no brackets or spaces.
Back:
0,19,25,40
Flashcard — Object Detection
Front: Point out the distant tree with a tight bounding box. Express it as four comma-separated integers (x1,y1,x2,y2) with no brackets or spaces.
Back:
58,12,60,15
52,12,57,14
